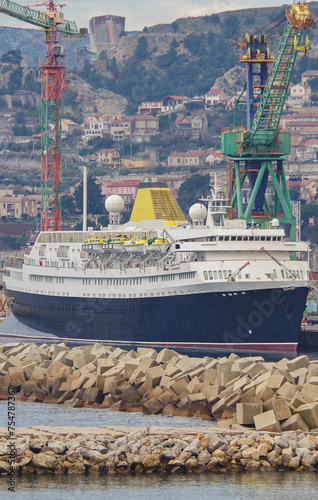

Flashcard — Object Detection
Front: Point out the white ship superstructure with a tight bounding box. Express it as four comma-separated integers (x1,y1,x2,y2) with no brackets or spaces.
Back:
4,182,311,352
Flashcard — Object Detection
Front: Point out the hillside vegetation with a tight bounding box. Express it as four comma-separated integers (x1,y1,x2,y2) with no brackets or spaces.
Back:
78,3,318,111
1,4,318,112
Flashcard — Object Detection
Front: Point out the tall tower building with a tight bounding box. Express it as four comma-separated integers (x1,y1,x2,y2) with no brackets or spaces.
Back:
89,15,126,56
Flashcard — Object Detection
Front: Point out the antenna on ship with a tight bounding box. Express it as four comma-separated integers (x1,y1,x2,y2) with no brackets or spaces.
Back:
200,173,230,227
80,165,88,232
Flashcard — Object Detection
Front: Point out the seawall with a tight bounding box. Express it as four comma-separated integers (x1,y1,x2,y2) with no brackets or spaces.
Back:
0,426,318,474
1,342,318,475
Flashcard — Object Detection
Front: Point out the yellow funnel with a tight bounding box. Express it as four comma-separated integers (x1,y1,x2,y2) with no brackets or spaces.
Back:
130,182,186,225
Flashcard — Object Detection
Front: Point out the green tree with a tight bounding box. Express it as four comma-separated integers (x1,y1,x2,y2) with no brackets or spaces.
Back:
135,36,150,59
177,174,210,214
87,136,114,150
308,78,318,93
63,89,79,106
289,189,300,201
185,101,205,112
0,234,28,250
8,67,22,92
12,124,32,136
98,50,108,60
301,225,318,245
184,34,206,56
23,74,41,93
301,203,318,229
222,15,240,36
14,111,25,124
206,14,220,23
1,49,22,64
61,194,76,216
74,176,104,214
171,21,179,32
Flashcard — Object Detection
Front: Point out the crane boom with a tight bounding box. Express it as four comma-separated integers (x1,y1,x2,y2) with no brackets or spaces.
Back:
0,0,83,36
250,3,314,146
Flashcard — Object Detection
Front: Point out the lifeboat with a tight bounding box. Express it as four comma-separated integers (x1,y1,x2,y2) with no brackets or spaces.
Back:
146,238,170,253
82,237,106,255
124,238,148,254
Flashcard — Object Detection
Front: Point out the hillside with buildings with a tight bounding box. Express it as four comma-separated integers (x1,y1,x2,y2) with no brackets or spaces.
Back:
2,5,318,251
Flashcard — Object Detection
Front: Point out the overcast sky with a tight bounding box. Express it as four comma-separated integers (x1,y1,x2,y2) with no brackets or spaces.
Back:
5,1,289,32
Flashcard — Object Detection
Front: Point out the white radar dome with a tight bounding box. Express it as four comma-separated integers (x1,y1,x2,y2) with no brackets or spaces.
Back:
189,203,207,222
271,218,280,227
105,195,125,214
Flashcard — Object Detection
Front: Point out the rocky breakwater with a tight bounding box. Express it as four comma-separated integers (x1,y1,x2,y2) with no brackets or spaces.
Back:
0,343,318,433
1,428,318,474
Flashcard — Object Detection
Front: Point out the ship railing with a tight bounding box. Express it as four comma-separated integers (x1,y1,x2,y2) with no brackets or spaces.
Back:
120,254,136,270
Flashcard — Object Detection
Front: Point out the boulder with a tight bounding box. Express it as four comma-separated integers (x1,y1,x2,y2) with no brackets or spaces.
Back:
67,461,86,473
31,453,58,470
47,440,67,454
0,460,10,473
288,456,301,469
141,453,161,469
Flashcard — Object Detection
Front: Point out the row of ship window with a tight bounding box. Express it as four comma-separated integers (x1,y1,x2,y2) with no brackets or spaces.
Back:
82,292,181,298
203,269,304,280
204,270,232,280
29,273,195,286
214,236,282,242
30,275,65,284
85,272,195,286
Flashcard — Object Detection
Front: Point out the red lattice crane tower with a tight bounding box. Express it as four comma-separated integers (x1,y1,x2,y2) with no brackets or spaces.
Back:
0,0,87,230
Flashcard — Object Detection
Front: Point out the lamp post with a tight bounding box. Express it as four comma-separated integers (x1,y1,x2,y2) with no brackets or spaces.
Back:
80,165,88,232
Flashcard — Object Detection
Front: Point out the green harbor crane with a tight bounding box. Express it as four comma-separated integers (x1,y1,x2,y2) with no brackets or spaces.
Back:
222,1,315,241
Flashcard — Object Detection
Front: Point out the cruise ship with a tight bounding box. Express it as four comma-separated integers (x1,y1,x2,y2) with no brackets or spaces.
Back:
3,181,311,353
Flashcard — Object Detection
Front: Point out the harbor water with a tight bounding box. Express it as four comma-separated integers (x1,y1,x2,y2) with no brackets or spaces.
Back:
0,400,215,428
1,401,318,498
4,471,318,500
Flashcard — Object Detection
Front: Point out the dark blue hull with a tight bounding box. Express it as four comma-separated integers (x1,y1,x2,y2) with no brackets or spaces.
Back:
5,286,309,352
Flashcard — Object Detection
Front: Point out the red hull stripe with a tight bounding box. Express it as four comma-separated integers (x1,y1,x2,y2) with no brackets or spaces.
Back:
0,332,297,352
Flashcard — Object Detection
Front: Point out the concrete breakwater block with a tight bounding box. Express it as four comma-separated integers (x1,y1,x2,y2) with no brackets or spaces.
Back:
236,403,263,425
254,410,281,432
295,402,318,430
0,343,318,432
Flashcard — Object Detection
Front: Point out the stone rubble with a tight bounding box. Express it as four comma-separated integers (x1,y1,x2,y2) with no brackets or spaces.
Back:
0,427,318,474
